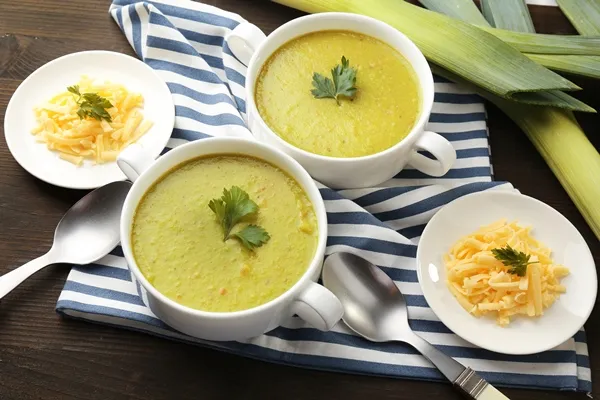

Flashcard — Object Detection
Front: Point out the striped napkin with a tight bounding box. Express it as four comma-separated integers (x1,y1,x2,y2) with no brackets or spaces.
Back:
56,0,591,393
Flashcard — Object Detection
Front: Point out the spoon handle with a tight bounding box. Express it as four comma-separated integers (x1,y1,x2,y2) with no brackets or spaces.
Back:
405,332,509,399
0,253,54,300
454,367,509,399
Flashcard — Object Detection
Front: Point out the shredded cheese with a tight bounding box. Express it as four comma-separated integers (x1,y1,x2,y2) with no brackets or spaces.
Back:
31,75,153,166
444,219,569,326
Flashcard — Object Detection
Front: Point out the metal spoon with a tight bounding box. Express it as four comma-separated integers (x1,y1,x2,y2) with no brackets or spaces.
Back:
0,181,132,300
323,252,509,400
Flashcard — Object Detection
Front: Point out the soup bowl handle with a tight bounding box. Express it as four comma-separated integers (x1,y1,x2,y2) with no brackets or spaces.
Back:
290,282,344,331
225,22,267,66
117,144,156,182
408,130,457,177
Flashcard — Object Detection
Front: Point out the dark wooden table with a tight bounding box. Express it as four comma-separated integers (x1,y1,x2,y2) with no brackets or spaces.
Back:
1,1,599,399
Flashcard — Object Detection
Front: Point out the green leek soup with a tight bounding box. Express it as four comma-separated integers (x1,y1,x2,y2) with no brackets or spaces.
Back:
131,155,318,313
255,30,421,158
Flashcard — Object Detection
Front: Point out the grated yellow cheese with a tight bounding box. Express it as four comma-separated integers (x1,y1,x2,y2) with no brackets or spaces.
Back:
31,75,153,166
444,219,569,326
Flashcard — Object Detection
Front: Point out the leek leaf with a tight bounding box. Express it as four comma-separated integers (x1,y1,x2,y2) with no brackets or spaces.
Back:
432,0,600,80
526,54,600,80
556,0,600,36
417,0,600,56
511,90,595,113
420,0,593,110
481,0,535,33
481,28,600,55
418,0,490,26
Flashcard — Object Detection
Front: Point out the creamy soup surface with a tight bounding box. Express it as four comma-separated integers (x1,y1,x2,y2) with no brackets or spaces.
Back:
132,155,318,312
255,30,421,158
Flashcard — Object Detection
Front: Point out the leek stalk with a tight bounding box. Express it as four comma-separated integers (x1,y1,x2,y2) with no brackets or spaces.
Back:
498,106,600,241
433,65,600,241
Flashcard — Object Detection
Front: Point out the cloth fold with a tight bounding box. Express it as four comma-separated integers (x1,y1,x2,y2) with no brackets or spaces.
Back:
56,0,591,392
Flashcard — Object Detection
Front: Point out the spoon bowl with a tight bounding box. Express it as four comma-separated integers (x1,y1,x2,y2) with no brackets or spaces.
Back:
322,252,410,342
323,252,509,400
0,181,132,300
50,181,132,263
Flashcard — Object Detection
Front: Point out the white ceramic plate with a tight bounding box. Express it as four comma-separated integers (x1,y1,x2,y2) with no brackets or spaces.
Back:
4,51,174,189
416,190,597,355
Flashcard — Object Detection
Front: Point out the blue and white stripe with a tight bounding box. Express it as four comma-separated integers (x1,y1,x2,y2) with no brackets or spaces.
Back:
56,0,591,393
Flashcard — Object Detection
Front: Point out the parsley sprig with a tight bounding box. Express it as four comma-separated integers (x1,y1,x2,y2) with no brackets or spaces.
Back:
67,85,114,122
208,186,270,251
491,245,536,277
311,56,357,105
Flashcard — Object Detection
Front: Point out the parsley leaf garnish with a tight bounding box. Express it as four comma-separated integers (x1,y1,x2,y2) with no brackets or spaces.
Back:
67,85,114,122
311,56,357,105
208,186,270,251
491,245,536,277
232,225,271,251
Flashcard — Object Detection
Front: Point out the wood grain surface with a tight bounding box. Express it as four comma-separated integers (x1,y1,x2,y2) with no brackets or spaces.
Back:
0,1,598,399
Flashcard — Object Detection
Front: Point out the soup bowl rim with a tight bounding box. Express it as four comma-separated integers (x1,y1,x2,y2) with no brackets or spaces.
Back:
119,137,329,320
244,12,435,162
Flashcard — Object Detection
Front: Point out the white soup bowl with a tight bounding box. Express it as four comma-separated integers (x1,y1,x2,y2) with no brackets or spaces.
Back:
117,138,343,341
226,12,456,189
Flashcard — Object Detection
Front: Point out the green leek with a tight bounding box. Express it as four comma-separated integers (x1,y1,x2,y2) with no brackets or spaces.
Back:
428,1,600,241
481,0,535,33
479,0,600,80
557,0,600,36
